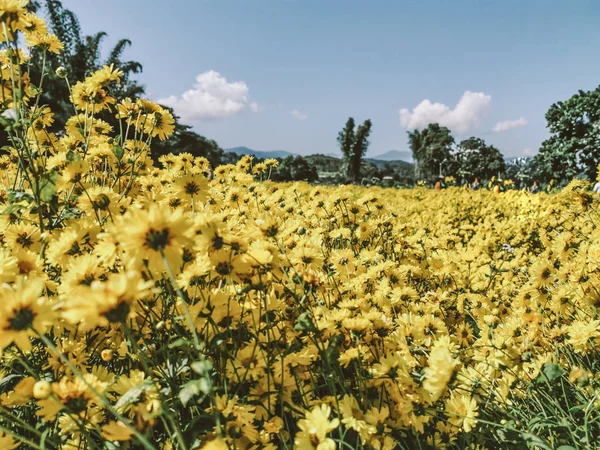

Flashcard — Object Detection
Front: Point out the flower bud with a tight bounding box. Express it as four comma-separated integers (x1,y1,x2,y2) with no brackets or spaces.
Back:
55,66,68,78
33,380,52,399
101,349,113,362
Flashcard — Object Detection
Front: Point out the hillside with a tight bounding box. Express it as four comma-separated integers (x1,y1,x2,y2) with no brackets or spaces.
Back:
370,150,413,162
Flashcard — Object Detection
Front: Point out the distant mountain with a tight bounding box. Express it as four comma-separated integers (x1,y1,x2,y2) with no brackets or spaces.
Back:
370,150,412,162
225,146,297,159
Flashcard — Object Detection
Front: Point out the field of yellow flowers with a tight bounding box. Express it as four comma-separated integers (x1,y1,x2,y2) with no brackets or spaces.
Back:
2,4,600,450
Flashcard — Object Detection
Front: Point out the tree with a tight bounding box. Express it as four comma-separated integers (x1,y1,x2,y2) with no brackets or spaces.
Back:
533,85,600,183
456,137,506,182
408,123,454,181
351,119,372,182
29,0,144,129
531,136,581,185
505,156,535,189
272,156,318,182
337,117,372,182
338,118,355,180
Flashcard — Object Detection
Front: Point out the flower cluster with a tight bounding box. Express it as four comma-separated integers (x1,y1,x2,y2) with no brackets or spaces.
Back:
1,3,600,450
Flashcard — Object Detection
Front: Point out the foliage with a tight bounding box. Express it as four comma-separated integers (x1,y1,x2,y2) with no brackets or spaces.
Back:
271,155,319,182
304,153,342,173
505,157,536,189
337,117,373,182
533,85,600,183
456,137,506,183
408,123,454,181
532,136,582,185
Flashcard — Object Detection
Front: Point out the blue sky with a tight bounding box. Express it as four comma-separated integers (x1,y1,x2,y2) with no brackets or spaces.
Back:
61,0,600,158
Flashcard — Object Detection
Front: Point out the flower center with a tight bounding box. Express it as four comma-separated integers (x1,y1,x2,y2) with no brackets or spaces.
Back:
103,301,131,324
9,307,35,331
184,182,200,195
145,228,171,251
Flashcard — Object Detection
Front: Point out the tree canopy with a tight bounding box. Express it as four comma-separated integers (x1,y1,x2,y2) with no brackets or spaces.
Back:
532,86,600,184
456,137,506,182
408,124,454,181
337,117,372,182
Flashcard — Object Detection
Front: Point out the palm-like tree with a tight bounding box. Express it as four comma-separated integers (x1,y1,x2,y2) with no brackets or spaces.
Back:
28,0,145,128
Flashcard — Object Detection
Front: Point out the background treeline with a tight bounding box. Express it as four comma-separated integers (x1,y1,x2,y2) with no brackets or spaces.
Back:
8,1,600,188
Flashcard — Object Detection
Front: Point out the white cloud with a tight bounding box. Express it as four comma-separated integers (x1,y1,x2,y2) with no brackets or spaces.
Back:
494,117,527,133
158,70,258,122
290,109,308,120
399,91,491,134
522,147,535,156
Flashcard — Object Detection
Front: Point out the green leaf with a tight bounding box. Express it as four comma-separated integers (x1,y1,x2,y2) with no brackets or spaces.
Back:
168,338,192,349
540,363,565,382
568,404,585,414
66,149,80,163
294,311,317,332
556,446,577,450
112,145,124,161
39,171,59,203
1,204,26,215
7,189,34,203
521,433,552,450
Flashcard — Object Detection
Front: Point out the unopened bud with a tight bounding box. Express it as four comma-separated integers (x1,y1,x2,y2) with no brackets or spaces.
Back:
101,349,113,362
55,66,68,78
33,380,52,399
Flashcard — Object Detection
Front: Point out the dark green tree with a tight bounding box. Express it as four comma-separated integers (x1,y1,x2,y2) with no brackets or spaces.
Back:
456,137,506,182
350,119,372,182
338,117,355,179
337,117,372,182
272,156,318,182
533,86,600,183
505,156,535,189
408,123,455,181
531,136,581,185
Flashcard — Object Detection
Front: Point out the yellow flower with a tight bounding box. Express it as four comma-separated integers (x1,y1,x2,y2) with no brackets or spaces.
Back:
0,375,35,406
112,204,192,272
146,108,175,140
445,393,478,432
88,64,123,88
199,438,228,450
36,374,106,422
0,431,17,450
173,173,209,202
101,421,134,441
24,31,63,53
0,277,53,351
423,336,458,403
0,0,29,39
62,271,155,331
295,404,340,450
